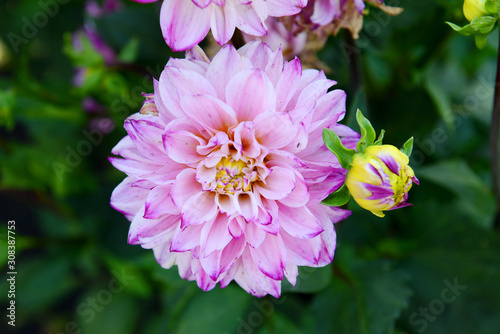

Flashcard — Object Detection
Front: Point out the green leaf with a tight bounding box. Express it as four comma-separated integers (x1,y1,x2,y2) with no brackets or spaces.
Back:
373,129,385,145
400,137,414,157
176,286,252,334
322,183,351,207
312,254,412,334
323,128,356,169
445,21,476,36
355,109,376,153
470,15,498,34
416,160,496,228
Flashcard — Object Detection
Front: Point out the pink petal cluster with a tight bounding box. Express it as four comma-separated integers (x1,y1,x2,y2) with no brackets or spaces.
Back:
309,0,367,26
243,17,308,60
132,0,308,51
110,41,357,297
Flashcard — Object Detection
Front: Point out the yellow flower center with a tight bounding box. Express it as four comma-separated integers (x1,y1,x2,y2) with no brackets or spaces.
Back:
215,157,257,195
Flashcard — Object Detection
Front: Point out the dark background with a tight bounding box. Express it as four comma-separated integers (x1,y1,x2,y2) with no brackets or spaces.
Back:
1,0,499,333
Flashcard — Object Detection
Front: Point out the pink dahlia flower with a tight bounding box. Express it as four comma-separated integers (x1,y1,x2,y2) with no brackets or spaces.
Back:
132,0,308,51
110,41,357,297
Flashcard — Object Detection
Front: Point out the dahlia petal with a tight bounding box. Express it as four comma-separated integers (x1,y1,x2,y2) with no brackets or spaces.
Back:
180,94,238,133
249,233,285,280
278,172,309,207
253,112,295,149
311,89,346,123
232,121,262,158
264,47,284,86
196,163,217,186
285,262,298,286
311,0,340,26
255,166,296,200
279,205,324,239
236,248,281,298
233,192,259,221
163,130,206,164
211,4,237,46
234,1,267,36
108,157,161,177
170,169,201,208
238,40,273,71
228,216,244,239
213,0,225,5
275,58,302,113
200,214,232,256
265,0,306,16
193,0,211,9
154,78,175,124
215,193,236,215
140,161,186,186
207,44,252,100
160,0,211,51
124,118,167,161
170,224,204,252
166,58,209,76
110,177,149,219
199,249,224,281
159,67,217,119
245,220,266,248
291,79,337,122
280,230,321,266
152,241,177,270
181,191,218,227
176,251,195,279
144,185,180,219
226,69,276,122
129,209,179,245
191,259,218,291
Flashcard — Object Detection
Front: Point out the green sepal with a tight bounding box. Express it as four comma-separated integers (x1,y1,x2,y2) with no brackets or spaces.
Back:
470,16,497,34
485,0,500,14
355,109,376,153
323,128,356,169
321,183,351,207
475,34,488,49
374,129,385,146
445,21,477,36
400,137,414,157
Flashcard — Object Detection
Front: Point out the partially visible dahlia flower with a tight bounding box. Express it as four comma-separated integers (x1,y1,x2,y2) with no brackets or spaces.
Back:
110,41,357,297
243,17,308,60
132,0,308,51
293,0,402,39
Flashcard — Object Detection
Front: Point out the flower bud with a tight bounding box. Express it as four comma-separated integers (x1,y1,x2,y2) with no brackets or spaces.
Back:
463,0,489,21
345,145,419,217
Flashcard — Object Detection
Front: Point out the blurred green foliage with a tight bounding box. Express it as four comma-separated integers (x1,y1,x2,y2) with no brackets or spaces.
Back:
1,0,499,333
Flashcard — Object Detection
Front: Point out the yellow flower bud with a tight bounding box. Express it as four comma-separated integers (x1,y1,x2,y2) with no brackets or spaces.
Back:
345,145,418,217
463,0,489,22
